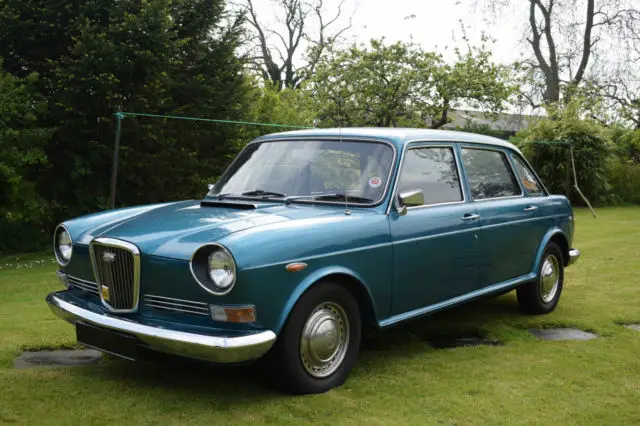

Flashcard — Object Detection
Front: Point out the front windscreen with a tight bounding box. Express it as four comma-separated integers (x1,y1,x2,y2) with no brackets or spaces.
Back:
209,140,395,205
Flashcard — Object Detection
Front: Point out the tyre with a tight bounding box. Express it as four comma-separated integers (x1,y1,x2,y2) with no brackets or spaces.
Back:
269,281,361,394
517,242,564,314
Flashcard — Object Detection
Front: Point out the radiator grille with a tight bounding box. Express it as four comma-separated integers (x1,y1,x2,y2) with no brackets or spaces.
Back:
90,239,139,312
144,294,210,317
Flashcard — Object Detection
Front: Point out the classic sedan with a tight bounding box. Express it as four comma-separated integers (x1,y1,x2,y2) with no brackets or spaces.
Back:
47,128,580,394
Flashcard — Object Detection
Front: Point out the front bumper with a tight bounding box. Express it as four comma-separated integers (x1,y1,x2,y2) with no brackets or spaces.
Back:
46,291,276,363
568,248,580,266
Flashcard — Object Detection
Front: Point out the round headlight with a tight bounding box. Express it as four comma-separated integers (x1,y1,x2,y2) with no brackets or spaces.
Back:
54,225,73,266
208,250,235,289
190,244,236,295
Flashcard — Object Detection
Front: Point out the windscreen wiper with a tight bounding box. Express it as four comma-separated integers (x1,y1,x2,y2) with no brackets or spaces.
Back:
314,194,374,203
241,189,286,198
285,193,374,205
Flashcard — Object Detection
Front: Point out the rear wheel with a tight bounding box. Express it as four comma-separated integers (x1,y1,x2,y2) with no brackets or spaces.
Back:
269,282,361,394
517,242,564,314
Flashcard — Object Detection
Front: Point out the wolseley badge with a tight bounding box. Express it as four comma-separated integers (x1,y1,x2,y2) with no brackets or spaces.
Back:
101,285,110,301
102,251,116,263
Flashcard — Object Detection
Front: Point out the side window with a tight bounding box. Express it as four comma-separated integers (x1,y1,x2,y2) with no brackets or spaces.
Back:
511,155,544,196
461,148,521,200
397,147,463,206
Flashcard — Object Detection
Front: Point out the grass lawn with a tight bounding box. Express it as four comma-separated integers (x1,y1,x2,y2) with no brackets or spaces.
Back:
1,207,640,425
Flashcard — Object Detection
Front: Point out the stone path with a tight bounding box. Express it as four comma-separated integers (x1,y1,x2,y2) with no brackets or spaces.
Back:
528,328,597,341
14,349,102,369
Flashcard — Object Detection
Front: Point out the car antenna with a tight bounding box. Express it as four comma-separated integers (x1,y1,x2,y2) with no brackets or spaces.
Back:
338,98,351,216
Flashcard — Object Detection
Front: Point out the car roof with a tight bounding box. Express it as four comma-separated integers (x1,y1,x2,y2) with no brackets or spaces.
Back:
254,127,521,153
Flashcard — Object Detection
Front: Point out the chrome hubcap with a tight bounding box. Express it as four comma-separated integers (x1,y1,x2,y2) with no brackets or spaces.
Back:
540,254,560,303
300,301,349,378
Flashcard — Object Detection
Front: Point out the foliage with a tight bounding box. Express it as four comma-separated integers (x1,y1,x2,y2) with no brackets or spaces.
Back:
515,101,612,205
308,39,515,129
0,0,250,246
0,65,53,252
607,159,640,205
243,82,317,141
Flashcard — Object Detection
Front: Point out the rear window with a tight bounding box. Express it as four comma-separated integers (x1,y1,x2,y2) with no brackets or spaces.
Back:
461,148,521,200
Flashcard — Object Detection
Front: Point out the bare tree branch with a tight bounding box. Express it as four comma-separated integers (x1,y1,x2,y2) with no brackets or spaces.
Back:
238,0,352,89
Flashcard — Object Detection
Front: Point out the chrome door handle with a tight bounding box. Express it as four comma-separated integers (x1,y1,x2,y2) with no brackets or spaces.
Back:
461,213,480,221
524,206,538,212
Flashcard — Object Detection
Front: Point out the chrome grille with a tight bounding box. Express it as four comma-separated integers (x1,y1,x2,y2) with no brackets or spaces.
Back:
90,238,140,312
68,276,99,296
144,294,210,317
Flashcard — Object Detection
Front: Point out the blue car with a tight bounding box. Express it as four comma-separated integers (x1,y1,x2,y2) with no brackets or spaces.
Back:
47,128,580,394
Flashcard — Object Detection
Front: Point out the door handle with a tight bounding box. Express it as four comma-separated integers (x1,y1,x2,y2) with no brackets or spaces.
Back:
524,206,538,212
461,213,480,221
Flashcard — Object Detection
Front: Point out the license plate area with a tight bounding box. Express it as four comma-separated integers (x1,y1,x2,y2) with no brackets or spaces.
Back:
76,322,138,361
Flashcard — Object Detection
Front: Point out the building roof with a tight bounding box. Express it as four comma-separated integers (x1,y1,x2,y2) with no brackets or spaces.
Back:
440,109,540,133
255,127,521,153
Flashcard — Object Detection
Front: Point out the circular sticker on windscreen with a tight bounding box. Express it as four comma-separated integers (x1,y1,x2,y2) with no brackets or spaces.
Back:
368,177,382,188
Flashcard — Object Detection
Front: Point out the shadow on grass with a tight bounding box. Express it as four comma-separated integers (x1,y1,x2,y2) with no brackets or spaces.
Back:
64,293,523,397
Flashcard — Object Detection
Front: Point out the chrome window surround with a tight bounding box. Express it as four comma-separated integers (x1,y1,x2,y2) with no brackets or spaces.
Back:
393,144,467,212
386,141,472,214
189,243,237,296
208,137,398,208
459,145,525,202
53,224,73,267
89,237,141,313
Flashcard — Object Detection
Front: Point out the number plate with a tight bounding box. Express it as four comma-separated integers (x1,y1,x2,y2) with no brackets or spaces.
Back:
76,322,138,361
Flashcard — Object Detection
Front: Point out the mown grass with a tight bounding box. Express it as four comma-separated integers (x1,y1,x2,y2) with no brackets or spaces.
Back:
1,207,640,425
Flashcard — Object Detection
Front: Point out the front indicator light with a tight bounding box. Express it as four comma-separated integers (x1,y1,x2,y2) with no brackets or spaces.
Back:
210,305,256,323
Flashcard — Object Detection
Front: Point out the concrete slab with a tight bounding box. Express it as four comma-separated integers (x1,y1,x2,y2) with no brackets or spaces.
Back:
528,328,597,341
15,349,102,369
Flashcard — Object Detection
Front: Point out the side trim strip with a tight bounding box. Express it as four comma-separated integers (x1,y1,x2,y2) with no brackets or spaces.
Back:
379,272,536,327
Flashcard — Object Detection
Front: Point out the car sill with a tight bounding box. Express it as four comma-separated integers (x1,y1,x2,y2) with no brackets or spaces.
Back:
379,272,537,328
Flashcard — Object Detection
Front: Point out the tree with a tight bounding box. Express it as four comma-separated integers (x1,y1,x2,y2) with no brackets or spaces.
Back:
0,64,53,251
0,0,250,220
237,0,352,90
516,100,612,205
477,0,640,105
308,39,514,129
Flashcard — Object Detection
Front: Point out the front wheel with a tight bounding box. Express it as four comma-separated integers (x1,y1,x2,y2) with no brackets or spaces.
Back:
269,282,361,394
517,242,564,314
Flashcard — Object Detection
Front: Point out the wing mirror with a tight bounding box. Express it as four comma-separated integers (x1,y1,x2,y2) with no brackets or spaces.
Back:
396,189,424,216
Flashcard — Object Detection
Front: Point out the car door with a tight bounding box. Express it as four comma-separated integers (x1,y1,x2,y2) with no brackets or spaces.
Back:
389,143,481,316
459,146,549,287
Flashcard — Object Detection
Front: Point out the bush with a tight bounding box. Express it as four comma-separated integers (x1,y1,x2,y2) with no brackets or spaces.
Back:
514,102,612,206
607,159,640,205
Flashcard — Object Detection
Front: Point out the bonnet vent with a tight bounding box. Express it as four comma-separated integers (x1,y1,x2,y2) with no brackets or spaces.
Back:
200,200,257,210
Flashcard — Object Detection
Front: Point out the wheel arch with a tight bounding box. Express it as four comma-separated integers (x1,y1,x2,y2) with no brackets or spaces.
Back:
274,266,379,335
533,228,570,271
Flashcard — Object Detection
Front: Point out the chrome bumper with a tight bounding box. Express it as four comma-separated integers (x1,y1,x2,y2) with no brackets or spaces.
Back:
46,292,276,363
568,248,580,266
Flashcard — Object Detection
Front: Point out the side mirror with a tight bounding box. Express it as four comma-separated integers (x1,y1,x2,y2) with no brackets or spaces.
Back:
208,183,216,191
396,189,424,216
